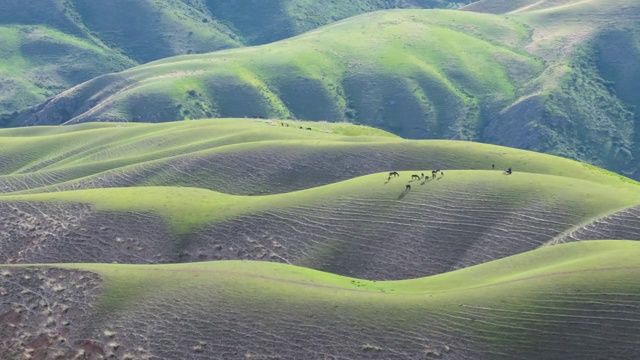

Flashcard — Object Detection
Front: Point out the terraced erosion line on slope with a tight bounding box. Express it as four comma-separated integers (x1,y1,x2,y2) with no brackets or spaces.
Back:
1,172,638,280
555,205,640,244
1,241,639,359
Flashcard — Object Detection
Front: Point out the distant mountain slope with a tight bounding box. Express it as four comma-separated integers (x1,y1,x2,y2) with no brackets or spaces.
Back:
18,10,542,137
0,25,135,123
21,1,640,178
0,0,472,116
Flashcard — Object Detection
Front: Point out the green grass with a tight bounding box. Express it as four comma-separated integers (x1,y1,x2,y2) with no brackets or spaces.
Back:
0,119,639,198
1,119,639,356
9,240,638,357
56,240,639,301
0,25,135,116
2,169,639,235
0,0,474,116
20,1,640,179
22,10,542,139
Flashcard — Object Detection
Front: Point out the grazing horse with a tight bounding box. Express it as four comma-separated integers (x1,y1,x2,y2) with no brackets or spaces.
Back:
389,171,400,177
411,174,421,181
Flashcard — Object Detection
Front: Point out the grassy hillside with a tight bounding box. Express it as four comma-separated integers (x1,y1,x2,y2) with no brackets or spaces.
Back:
0,25,135,120
0,0,473,117
1,120,640,281
2,241,639,358
19,10,542,136
2,120,640,357
20,1,640,179
0,119,635,196
1,171,638,280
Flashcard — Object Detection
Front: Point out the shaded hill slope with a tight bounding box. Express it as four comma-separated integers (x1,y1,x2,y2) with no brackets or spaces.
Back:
22,1,640,178
2,241,639,359
1,171,638,280
0,0,472,116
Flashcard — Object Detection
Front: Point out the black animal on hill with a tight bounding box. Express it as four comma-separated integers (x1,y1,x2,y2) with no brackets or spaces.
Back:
406,184,411,191
411,174,421,181
389,171,400,177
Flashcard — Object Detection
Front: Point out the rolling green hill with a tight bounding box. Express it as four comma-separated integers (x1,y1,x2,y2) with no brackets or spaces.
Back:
0,0,473,117
1,119,639,281
2,120,640,357
19,0,640,179
0,119,635,196
1,171,639,281
19,10,540,136
2,241,639,359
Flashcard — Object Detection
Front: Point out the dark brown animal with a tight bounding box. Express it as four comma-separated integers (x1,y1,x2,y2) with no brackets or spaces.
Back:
405,184,411,191
389,171,400,177
411,174,421,181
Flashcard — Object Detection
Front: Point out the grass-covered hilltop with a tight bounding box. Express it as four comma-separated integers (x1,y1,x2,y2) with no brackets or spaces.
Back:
12,0,640,179
0,0,472,117
1,119,640,358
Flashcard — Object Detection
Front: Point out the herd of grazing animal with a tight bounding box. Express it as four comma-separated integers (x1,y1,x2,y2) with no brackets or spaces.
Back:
390,169,442,183
390,165,510,195
389,169,443,192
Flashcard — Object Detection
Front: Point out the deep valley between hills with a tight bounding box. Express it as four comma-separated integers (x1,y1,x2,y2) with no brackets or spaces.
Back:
2,1,640,359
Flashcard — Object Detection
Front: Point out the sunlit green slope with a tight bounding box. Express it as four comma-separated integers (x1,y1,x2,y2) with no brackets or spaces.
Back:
0,119,635,196
2,241,639,359
1,167,638,279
